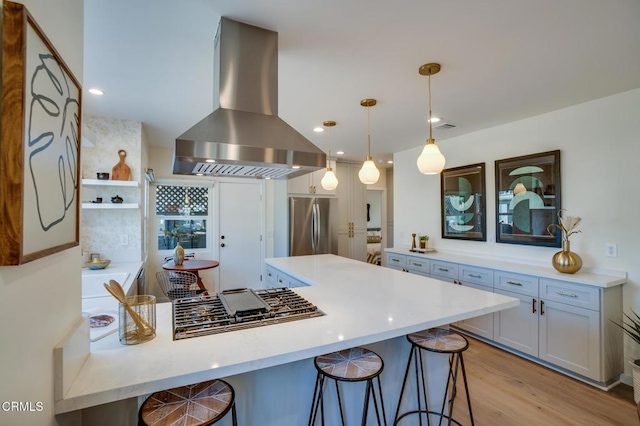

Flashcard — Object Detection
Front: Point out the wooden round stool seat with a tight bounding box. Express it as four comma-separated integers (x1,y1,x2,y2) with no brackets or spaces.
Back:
309,347,387,425
139,379,236,426
315,347,384,381
408,327,469,353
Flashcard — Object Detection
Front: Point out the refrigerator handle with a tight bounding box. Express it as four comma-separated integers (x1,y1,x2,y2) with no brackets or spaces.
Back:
311,203,317,253
315,203,321,254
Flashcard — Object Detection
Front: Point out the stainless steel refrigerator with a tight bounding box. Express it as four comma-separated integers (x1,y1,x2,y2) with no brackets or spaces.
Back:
289,197,337,256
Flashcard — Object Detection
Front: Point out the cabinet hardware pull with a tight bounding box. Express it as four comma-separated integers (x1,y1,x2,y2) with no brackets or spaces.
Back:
556,291,578,298
391,258,399,262
438,268,449,272
540,300,545,315
532,298,537,314
469,274,482,278
412,262,422,267
506,280,523,286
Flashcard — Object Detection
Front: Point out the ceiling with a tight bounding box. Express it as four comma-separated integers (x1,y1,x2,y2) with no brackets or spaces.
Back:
83,0,640,167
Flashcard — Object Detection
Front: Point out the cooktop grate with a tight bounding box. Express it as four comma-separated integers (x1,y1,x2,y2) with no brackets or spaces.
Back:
172,287,324,340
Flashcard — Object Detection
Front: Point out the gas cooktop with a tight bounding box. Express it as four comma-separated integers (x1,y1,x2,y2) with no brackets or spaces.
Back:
172,287,324,340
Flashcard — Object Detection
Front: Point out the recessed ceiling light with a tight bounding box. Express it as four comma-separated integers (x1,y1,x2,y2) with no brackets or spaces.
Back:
387,160,394,164
313,127,324,132
336,151,345,155
292,165,301,169
88,88,104,95
428,117,441,123
205,159,216,163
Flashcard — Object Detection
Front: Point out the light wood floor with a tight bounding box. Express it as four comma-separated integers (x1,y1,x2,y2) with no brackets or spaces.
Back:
446,337,637,425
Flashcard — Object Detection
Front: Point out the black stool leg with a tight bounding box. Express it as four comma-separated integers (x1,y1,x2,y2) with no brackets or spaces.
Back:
362,379,373,426
309,372,326,426
335,380,346,425
394,346,415,424
231,401,237,426
459,354,474,426
375,375,388,426
444,354,461,426
417,348,431,426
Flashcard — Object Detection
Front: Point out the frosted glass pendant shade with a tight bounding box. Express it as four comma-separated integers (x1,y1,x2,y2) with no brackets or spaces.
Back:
359,159,380,184
416,142,446,175
321,169,338,190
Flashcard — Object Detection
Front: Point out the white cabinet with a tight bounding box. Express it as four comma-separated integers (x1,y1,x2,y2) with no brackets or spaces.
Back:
265,265,305,288
287,166,336,196
383,248,624,387
335,163,367,261
385,253,430,277
493,273,602,380
456,265,495,340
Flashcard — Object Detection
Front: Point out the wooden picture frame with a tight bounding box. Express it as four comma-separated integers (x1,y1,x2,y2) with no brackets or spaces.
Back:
495,150,561,247
0,1,82,265
441,163,487,241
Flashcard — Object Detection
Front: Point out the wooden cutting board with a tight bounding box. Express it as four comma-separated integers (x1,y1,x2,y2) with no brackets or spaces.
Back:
111,149,131,181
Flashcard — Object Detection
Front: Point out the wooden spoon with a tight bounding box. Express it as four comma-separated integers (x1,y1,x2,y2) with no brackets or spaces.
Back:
103,282,154,336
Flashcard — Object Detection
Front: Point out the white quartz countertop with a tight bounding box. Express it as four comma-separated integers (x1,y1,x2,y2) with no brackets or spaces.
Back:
56,255,518,414
385,247,626,288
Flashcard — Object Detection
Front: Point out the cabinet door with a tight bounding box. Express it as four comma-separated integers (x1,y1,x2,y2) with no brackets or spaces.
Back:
493,289,539,357
539,300,600,381
287,174,312,195
430,260,458,282
455,281,494,340
406,256,430,275
265,266,277,288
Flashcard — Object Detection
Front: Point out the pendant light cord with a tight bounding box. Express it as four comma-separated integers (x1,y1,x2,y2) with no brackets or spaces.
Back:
428,73,433,141
367,104,372,158
327,128,331,168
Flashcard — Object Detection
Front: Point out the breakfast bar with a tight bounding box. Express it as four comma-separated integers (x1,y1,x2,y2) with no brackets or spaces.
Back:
55,254,518,424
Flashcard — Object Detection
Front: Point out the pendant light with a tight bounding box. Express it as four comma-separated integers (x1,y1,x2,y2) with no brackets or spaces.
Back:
320,120,339,190
358,99,380,185
416,63,446,175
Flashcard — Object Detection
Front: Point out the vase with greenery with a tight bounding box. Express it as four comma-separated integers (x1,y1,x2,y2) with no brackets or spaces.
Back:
419,235,429,249
163,226,193,265
612,310,640,403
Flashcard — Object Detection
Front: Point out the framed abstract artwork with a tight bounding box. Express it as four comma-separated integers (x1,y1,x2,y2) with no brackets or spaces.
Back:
0,1,82,265
441,163,486,241
495,150,561,247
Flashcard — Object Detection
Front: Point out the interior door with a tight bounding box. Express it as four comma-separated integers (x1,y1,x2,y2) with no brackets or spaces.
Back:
218,181,263,291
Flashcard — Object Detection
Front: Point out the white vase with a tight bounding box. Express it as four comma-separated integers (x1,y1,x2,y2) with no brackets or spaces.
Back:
631,360,640,403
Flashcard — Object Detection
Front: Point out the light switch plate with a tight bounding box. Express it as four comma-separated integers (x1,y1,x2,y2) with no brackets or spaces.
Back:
605,243,617,258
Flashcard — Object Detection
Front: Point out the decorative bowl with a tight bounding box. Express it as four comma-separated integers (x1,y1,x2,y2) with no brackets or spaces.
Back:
97,172,110,180
86,259,111,270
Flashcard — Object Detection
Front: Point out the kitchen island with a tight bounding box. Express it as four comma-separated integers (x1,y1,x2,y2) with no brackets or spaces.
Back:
55,254,518,424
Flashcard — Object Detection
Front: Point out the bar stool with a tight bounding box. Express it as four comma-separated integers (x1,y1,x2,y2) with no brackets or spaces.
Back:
139,379,237,426
308,347,387,425
393,328,474,426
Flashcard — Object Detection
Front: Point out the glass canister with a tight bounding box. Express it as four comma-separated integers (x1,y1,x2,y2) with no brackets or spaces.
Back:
118,295,156,345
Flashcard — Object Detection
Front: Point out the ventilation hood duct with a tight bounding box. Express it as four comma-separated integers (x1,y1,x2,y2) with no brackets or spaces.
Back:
173,18,326,179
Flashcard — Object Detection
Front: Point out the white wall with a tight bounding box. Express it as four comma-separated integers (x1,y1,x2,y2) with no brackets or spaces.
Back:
81,116,143,262
394,88,640,375
0,1,83,425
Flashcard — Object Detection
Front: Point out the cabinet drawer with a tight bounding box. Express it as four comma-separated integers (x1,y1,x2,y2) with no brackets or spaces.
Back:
459,265,493,288
495,272,538,297
430,260,458,281
387,253,407,269
540,279,600,311
406,256,430,274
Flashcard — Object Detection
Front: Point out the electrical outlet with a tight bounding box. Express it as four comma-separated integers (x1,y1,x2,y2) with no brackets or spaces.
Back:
605,243,617,258
120,234,128,246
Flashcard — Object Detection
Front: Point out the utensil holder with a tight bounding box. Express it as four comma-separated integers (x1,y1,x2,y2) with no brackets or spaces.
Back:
119,295,156,345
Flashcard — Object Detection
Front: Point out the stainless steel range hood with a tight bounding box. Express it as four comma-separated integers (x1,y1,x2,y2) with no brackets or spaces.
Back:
173,18,326,179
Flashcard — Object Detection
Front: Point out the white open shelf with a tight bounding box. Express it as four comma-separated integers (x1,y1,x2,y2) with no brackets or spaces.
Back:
82,179,139,187
82,203,139,209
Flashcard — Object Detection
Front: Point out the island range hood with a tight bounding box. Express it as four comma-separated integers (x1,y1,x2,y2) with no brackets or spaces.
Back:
173,17,326,179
